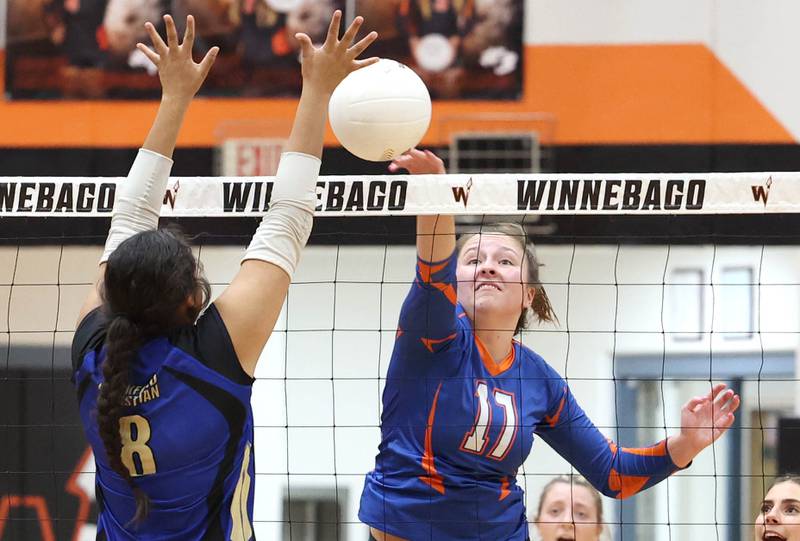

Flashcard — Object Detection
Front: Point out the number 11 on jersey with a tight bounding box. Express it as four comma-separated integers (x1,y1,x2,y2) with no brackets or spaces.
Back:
460,381,518,461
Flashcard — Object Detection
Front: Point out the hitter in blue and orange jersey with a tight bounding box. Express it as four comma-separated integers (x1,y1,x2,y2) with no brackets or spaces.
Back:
358,149,741,541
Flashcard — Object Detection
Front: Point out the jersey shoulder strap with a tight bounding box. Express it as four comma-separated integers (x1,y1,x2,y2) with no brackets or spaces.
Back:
168,303,253,386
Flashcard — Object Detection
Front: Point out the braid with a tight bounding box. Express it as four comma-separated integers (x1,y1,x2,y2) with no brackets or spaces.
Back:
97,227,211,525
97,315,149,524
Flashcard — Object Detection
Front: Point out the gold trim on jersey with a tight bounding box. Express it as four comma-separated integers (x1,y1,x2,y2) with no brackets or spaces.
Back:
230,442,253,541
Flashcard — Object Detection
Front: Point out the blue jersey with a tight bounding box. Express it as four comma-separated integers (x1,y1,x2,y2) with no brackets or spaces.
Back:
359,251,682,540
72,304,255,541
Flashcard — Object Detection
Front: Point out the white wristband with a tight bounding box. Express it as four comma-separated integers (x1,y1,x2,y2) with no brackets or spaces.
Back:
242,152,322,277
101,149,174,263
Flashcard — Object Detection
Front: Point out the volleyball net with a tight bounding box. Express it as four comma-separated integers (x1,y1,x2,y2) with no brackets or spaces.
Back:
2,171,799,541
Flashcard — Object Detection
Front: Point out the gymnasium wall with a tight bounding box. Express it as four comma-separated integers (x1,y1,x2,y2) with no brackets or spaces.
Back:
1,0,800,149
3,0,800,177
3,2,800,541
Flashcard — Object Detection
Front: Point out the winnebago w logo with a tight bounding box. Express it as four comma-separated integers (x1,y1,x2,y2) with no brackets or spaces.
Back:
164,180,180,210
452,177,474,207
751,176,773,206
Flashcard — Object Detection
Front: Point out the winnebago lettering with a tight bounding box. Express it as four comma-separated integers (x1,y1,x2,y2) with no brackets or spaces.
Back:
517,179,706,211
221,179,407,213
0,182,116,213
317,180,407,212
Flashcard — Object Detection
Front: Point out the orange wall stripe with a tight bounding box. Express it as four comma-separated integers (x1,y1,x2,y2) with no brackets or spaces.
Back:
0,45,792,147
529,44,792,144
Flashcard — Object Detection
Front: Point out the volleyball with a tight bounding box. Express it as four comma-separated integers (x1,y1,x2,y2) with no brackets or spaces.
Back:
328,59,432,162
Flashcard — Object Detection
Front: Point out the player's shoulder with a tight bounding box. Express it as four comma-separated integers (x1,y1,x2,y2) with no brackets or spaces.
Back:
71,306,108,374
167,303,252,386
514,340,561,377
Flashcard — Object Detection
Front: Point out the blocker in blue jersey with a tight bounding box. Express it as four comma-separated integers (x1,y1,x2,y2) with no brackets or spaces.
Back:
71,11,379,540
73,306,255,539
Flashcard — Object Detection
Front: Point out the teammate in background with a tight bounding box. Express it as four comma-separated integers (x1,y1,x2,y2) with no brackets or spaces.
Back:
71,11,377,538
358,149,741,541
754,476,800,541
44,0,110,98
399,0,473,98
533,476,608,541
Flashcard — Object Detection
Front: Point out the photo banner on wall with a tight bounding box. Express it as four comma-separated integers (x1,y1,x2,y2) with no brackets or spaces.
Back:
4,0,523,100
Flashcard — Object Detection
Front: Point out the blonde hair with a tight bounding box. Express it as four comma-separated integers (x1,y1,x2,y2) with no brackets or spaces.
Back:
456,222,558,333
533,475,611,541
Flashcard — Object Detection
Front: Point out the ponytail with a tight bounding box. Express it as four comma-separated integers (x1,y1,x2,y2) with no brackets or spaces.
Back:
524,284,558,329
96,314,150,524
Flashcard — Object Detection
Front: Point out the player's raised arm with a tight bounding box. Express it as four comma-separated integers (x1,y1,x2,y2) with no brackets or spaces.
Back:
76,14,217,325
387,149,458,354
214,11,378,376
390,149,456,262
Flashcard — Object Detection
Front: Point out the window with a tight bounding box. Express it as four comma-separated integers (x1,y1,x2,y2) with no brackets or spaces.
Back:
282,489,346,541
717,267,754,339
666,268,704,341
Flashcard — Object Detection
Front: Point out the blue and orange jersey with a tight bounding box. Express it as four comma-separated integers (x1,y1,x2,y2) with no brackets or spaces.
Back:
72,305,256,541
359,250,682,540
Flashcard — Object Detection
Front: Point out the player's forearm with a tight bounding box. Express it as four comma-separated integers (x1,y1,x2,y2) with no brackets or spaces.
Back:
539,393,682,499
101,98,181,263
417,215,456,262
665,433,699,469
101,149,173,263
141,95,192,160
285,86,330,159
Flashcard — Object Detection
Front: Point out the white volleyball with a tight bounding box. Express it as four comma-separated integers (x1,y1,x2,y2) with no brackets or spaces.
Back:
328,59,432,162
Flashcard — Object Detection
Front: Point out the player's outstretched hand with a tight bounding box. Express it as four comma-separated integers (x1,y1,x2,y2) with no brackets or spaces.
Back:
295,10,379,96
388,149,446,175
668,383,741,467
136,14,218,102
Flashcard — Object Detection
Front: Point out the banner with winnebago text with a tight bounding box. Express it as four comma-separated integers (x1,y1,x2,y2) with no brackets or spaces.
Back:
0,173,797,217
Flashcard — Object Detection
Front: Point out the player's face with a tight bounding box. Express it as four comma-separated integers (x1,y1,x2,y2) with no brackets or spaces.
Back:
456,234,534,328
754,481,800,541
536,482,602,541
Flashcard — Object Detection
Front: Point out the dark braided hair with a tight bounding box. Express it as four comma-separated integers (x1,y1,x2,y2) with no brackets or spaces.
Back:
97,227,210,524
